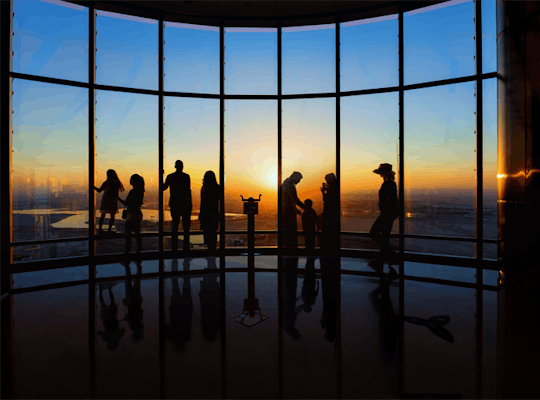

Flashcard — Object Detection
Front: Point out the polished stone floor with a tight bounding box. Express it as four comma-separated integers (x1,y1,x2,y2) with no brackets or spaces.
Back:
4,255,531,399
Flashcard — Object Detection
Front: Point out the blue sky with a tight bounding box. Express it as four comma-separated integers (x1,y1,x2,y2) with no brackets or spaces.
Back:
11,0,497,203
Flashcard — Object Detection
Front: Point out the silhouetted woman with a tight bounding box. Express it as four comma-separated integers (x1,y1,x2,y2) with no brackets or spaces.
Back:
321,173,340,251
199,171,221,252
370,163,399,254
94,169,124,235
118,174,145,254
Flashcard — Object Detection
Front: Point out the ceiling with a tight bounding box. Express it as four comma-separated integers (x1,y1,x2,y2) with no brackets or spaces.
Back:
67,1,445,27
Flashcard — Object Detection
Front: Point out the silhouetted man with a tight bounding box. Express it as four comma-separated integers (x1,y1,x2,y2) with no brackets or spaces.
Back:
163,160,192,251
282,171,305,247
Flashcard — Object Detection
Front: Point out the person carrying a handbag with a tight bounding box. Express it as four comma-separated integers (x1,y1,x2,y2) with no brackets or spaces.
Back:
118,174,145,254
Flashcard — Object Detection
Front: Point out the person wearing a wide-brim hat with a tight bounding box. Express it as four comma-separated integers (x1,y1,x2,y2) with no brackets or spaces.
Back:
369,163,399,255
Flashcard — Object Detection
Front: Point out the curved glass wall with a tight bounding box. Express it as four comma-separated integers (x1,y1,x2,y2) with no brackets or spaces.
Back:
8,0,498,263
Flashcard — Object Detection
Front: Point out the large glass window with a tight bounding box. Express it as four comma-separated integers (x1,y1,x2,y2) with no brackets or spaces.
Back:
341,93,399,249
283,98,335,247
13,0,88,83
404,0,475,85
341,15,398,91
283,25,336,95
96,10,158,90
225,100,278,233
95,90,158,253
164,97,220,249
225,28,277,95
12,79,88,259
164,22,219,94
7,2,498,262
404,82,476,253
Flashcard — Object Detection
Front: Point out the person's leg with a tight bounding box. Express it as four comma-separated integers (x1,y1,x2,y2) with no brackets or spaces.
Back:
171,209,180,251
125,220,133,253
370,214,385,248
109,213,115,232
134,220,142,253
182,211,191,251
99,213,105,234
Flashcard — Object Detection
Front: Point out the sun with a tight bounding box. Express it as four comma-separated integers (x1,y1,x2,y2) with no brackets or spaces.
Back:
265,165,278,188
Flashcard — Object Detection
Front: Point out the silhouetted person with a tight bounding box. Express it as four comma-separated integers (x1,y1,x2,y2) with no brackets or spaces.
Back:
300,257,319,313
282,172,305,248
369,164,398,255
163,160,192,252
199,257,220,341
94,169,124,235
199,171,221,252
281,257,303,340
95,283,125,351
118,174,145,254
122,261,144,345
302,199,319,250
321,173,340,252
165,259,193,351
320,257,338,343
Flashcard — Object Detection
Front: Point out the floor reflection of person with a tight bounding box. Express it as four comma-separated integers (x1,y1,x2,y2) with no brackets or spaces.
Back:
321,173,340,252
95,283,125,351
163,160,192,252
300,257,319,314
165,259,193,351
122,261,144,345
94,169,124,235
281,257,303,340
369,264,399,396
320,258,338,343
369,164,399,255
199,257,220,341
118,174,145,254
199,171,221,252
282,172,305,248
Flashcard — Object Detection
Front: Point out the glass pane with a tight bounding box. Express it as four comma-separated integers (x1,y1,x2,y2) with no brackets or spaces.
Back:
283,24,335,95
164,22,219,94
12,241,88,263
282,98,336,246
13,0,88,82
405,82,476,242
12,80,88,244
341,93,399,236
483,78,497,241
405,238,476,258
341,15,398,91
96,10,158,90
95,90,158,253
482,0,497,74
164,97,220,250
225,28,277,95
225,100,277,231
404,0,475,85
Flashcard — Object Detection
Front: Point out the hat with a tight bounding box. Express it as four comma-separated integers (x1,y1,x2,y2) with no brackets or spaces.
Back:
373,163,396,175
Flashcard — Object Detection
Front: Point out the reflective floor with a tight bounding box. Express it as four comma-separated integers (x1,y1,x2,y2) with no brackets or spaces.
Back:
3,256,537,399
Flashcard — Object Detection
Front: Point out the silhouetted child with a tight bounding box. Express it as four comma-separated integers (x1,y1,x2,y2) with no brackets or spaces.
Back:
94,169,124,235
301,199,319,250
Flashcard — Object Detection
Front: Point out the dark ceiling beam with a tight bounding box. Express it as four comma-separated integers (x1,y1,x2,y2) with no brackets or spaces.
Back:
66,1,445,27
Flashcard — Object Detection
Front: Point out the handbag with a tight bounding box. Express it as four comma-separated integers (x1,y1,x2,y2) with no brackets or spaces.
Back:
122,207,128,220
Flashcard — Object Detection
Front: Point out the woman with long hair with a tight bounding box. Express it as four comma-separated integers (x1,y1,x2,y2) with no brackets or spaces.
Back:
369,163,399,255
198,171,220,252
118,174,145,254
94,169,124,235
